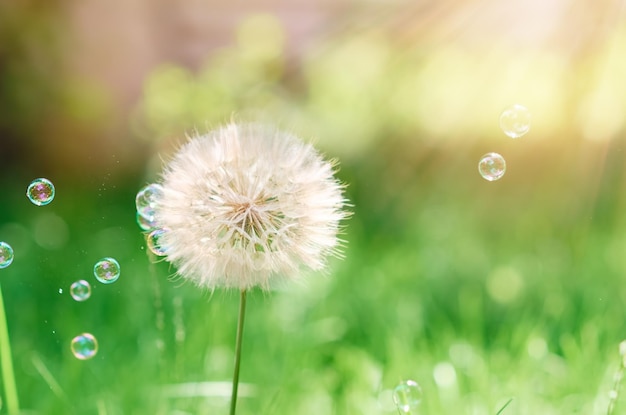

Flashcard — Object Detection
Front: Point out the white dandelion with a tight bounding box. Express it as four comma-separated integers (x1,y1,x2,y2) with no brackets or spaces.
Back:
139,122,350,414
151,122,349,290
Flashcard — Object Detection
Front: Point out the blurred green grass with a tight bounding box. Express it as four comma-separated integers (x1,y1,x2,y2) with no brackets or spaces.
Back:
1,133,625,414
2,6,626,415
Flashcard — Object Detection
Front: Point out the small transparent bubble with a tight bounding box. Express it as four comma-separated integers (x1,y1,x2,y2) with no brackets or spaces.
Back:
136,211,157,231
478,152,506,181
70,333,98,360
393,380,423,413
135,183,163,222
147,229,168,256
0,242,14,269
70,280,91,302
499,104,531,138
27,178,55,206
94,257,120,284
58,288,63,294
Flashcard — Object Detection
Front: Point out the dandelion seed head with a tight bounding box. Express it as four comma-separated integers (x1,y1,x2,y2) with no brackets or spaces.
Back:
152,123,349,290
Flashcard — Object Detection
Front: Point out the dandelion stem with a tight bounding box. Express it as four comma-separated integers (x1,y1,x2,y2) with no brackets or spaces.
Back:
230,289,247,415
0,283,19,415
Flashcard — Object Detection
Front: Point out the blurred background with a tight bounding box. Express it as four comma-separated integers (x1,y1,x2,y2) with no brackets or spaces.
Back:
1,0,626,413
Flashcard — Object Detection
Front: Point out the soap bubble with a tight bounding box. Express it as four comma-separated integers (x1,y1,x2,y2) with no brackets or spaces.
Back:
478,152,506,181
136,184,163,222
93,257,120,284
499,104,531,138
136,211,157,231
393,380,423,413
70,280,91,301
27,178,55,206
71,333,98,360
147,229,168,256
0,242,14,269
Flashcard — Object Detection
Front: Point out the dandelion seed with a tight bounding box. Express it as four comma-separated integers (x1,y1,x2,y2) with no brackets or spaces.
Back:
150,122,350,290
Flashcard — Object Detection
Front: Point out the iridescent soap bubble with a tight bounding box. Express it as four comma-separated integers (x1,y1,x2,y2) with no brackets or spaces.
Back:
136,211,157,231
478,152,506,181
147,229,168,256
70,333,98,360
0,242,14,269
94,257,120,284
499,104,531,138
135,183,163,222
393,380,423,413
70,280,91,301
27,178,55,206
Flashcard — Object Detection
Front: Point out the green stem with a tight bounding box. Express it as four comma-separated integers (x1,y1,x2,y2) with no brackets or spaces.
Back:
0,283,19,414
496,398,513,415
229,290,247,415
